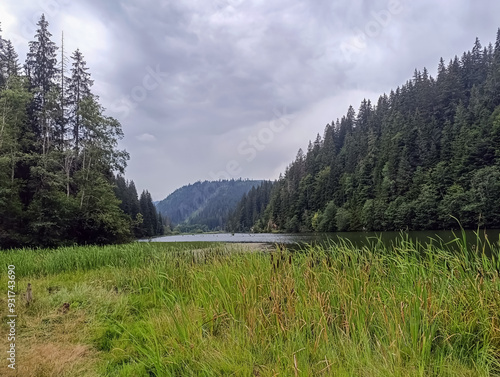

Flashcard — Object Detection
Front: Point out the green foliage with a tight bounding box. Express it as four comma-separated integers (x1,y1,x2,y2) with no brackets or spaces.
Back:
311,211,322,231
468,166,500,227
335,206,351,231
318,200,337,232
285,214,299,232
0,16,136,248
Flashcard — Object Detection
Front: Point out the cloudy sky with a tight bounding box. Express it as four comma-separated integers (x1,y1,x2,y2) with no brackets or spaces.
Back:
1,0,499,200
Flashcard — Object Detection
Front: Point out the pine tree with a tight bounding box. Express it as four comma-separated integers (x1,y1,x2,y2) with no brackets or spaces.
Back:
139,190,158,237
68,49,93,153
3,41,20,79
471,37,486,87
485,29,500,110
25,14,59,152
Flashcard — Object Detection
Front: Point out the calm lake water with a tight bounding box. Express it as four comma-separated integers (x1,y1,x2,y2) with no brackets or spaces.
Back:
147,230,500,251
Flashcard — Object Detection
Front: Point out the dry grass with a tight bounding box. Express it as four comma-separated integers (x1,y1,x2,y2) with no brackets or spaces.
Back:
0,309,99,377
13,343,96,377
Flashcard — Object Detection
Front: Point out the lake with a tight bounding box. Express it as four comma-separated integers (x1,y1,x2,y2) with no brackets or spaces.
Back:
146,229,500,251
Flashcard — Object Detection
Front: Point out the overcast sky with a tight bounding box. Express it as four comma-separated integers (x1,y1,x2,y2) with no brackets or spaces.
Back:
1,0,499,200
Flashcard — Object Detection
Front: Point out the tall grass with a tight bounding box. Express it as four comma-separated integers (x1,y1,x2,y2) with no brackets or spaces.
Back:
1,234,500,376
0,242,219,278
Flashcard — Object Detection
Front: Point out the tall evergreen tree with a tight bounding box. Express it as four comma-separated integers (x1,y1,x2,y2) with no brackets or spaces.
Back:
139,190,158,237
3,40,20,79
25,14,59,151
68,49,93,153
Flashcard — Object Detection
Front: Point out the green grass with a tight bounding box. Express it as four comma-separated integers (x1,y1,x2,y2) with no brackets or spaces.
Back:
1,236,500,376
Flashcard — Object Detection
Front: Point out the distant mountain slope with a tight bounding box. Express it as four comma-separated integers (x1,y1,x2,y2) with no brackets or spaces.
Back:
155,180,262,230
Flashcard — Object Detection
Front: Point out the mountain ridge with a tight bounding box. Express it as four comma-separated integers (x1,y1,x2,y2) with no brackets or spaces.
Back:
155,179,263,231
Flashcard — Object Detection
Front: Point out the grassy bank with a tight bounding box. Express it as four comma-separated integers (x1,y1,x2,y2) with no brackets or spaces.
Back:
1,236,500,376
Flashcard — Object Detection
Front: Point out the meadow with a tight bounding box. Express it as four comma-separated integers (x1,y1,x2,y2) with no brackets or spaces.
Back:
1,234,500,376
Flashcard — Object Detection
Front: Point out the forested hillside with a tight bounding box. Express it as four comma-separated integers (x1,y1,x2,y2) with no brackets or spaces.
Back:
226,181,274,232
233,31,500,233
156,179,262,231
0,16,162,248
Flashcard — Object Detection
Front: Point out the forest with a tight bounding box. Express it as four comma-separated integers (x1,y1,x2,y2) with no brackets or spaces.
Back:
155,179,262,232
0,16,163,249
228,31,500,233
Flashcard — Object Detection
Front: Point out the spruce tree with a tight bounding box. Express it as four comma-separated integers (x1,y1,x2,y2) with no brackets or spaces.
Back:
68,49,93,153
3,41,20,79
25,14,59,149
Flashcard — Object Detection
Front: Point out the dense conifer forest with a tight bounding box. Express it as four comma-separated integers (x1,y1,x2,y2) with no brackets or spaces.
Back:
0,16,163,248
226,180,274,232
229,31,500,233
